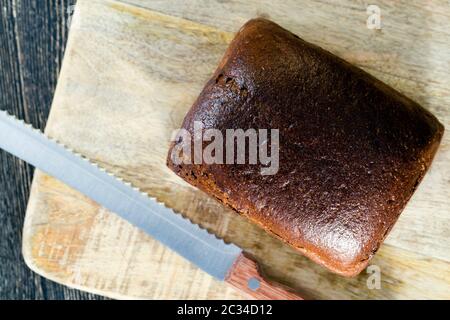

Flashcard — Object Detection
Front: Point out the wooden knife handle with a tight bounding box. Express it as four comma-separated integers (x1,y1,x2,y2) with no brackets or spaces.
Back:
225,253,303,300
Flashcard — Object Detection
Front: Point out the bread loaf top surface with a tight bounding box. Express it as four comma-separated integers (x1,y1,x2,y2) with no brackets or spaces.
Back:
167,18,444,276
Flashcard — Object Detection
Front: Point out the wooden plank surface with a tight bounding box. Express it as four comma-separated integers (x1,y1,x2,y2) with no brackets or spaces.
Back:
22,0,450,299
0,0,106,299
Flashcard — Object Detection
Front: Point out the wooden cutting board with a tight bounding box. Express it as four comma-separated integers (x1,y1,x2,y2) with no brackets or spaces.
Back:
22,0,450,299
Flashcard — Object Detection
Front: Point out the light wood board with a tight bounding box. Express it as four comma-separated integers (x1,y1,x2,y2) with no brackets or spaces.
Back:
22,0,450,299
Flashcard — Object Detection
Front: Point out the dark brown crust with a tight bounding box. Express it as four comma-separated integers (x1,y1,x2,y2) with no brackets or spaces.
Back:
166,18,444,276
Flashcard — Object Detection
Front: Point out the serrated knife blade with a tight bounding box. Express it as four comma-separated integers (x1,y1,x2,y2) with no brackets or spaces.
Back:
0,110,303,299
0,110,241,280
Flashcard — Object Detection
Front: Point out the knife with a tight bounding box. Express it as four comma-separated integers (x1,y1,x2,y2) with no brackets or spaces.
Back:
0,110,302,300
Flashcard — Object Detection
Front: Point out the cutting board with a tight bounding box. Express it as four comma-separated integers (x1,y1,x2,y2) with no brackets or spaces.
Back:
22,0,450,299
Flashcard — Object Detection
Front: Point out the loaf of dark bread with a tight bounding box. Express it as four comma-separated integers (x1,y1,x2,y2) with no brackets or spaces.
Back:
167,18,444,276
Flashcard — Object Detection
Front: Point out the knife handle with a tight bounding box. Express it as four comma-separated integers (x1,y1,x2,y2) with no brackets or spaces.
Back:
225,253,303,300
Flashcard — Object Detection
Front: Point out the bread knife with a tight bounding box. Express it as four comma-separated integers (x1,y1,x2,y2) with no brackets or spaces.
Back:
0,110,302,300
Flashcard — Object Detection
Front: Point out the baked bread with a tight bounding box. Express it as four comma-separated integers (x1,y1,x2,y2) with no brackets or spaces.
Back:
167,18,444,276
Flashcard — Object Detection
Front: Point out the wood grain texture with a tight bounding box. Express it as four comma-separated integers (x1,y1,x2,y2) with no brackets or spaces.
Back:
22,0,450,299
0,0,106,299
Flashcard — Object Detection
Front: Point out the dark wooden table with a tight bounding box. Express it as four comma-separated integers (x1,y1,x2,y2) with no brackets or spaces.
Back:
0,0,106,300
